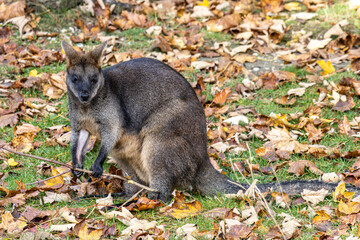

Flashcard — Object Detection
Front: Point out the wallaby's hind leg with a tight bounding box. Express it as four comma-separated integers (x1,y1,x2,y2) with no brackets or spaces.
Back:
142,136,196,203
147,175,172,202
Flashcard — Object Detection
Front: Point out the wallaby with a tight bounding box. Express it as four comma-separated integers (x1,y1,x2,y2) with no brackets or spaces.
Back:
61,41,354,202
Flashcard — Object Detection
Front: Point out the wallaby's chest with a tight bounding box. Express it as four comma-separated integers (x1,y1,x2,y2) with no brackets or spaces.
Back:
73,107,102,139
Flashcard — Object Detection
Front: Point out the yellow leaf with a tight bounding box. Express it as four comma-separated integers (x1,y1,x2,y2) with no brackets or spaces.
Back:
284,2,302,11
44,167,64,187
7,158,18,167
338,200,360,215
312,210,331,223
78,224,102,240
29,69,38,77
344,191,355,201
198,0,209,7
317,60,335,76
269,113,297,128
166,200,203,219
333,182,345,201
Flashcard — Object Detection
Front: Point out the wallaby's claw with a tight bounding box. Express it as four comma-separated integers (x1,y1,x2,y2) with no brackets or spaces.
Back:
90,165,103,178
72,169,83,178
72,163,84,178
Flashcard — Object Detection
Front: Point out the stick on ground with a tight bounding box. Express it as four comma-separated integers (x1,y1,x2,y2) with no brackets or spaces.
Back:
0,146,158,193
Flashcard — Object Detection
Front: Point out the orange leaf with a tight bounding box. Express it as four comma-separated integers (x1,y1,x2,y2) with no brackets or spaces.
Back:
213,88,231,105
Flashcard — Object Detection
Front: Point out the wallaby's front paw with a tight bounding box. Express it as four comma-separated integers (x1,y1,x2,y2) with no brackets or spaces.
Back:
72,164,83,178
90,165,103,178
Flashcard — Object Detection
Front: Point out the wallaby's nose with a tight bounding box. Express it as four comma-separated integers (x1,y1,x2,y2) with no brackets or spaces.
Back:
80,91,90,101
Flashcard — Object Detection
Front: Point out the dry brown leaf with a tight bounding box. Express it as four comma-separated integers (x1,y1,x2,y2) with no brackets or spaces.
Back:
307,39,332,51
261,0,284,14
0,1,25,21
206,14,242,32
0,212,27,238
14,123,41,135
220,219,251,239
351,58,360,74
232,54,257,64
11,132,36,153
333,95,355,112
0,113,19,128
304,122,323,143
287,160,323,177
303,0,327,11
43,191,71,204
339,115,351,136
274,95,296,106
301,189,328,205
125,197,163,211
264,128,309,154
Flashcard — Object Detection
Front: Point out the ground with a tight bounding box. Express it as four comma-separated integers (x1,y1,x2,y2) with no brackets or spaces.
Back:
1,0,360,239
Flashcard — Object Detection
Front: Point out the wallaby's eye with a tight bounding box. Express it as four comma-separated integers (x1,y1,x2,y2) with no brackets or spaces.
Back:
71,75,78,83
92,76,98,83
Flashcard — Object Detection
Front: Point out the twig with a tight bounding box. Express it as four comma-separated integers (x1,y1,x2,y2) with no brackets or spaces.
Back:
0,146,158,193
121,189,143,207
29,2,61,24
25,169,71,186
254,185,288,240
231,147,288,239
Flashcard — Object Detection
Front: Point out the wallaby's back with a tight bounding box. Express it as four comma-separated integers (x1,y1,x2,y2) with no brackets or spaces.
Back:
103,58,204,133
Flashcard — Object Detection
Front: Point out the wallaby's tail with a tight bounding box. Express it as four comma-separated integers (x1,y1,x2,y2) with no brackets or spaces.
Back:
196,164,357,196
256,180,353,195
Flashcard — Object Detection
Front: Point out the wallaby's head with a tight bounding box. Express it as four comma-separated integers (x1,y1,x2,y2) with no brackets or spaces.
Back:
61,41,108,104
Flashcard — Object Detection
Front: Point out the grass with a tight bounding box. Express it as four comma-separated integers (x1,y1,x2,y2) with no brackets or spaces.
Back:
2,0,360,238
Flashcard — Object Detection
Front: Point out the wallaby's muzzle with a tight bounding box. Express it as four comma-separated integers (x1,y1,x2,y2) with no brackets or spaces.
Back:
80,91,90,102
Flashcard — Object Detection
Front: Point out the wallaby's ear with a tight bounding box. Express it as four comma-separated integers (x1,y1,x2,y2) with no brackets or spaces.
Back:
88,41,108,68
61,41,79,66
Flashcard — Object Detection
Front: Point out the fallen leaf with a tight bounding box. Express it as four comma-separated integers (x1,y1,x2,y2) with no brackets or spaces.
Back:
307,39,332,51
191,6,214,18
176,223,197,239
317,60,335,76
288,87,306,96
43,191,71,204
0,113,19,128
261,0,284,14
333,95,355,111
224,115,249,124
78,223,103,240
0,1,26,21
160,190,203,219
339,115,351,136
213,88,231,105
312,210,331,223
280,213,301,239
301,189,328,205
287,160,323,176
338,200,360,215
125,196,163,211
275,95,296,105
